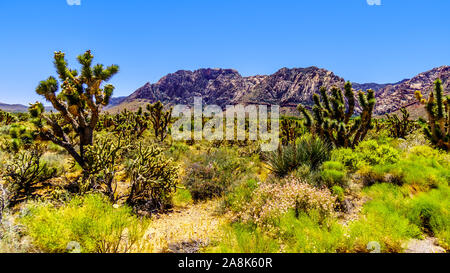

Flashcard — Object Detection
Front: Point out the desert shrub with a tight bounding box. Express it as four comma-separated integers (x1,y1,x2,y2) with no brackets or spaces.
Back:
236,177,336,229
332,140,400,171
125,143,179,212
8,124,37,152
318,161,348,188
224,179,259,214
172,187,193,207
278,210,347,253
361,153,449,190
183,148,250,201
407,186,450,248
2,145,57,206
21,194,149,253
331,185,345,203
205,222,280,253
347,184,422,252
267,135,330,177
167,141,189,161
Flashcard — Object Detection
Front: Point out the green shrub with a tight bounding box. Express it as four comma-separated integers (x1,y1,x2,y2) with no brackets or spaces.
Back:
167,141,189,161
347,184,422,252
21,194,149,253
278,210,347,253
331,186,345,203
319,161,348,188
408,186,450,248
224,179,259,214
332,140,400,171
362,153,449,190
267,135,330,177
205,223,280,253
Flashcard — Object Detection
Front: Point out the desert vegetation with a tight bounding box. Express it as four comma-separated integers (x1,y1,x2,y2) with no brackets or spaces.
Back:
0,52,448,253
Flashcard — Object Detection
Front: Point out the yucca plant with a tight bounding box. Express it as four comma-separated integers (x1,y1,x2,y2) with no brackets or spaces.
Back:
267,135,331,177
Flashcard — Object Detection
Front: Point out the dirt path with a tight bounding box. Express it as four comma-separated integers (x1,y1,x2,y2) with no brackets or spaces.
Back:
403,238,446,253
142,199,225,253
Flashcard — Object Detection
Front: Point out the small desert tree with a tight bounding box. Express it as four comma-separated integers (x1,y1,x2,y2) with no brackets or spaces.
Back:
29,50,119,170
147,101,173,141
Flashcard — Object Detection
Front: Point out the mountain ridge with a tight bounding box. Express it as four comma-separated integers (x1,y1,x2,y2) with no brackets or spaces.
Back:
112,65,449,115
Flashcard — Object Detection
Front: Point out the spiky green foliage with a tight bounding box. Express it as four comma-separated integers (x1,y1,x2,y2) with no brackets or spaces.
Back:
29,50,119,169
385,108,416,138
2,145,57,206
81,137,124,200
280,117,304,145
298,82,375,148
98,109,149,141
126,143,179,211
415,79,450,151
8,124,38,152
146,101,172,141
0,110,17,125
267,135,331,177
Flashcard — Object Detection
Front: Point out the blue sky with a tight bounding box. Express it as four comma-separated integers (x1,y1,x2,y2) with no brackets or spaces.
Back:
0,0,449,104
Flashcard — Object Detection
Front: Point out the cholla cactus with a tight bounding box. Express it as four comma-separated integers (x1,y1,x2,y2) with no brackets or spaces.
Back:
146,101,173,141
298,82,375,148
415,79,450,151
99,109,149,140
29,50,119,169
0,110,16,125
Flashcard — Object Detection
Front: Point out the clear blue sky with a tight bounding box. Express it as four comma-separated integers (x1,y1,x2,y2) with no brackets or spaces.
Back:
0,0,449,104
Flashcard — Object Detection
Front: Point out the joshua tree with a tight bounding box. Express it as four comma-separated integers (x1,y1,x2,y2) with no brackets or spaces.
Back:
280,117,303,145
29,50,119,170
415,79,449,151
0,110,16,125
298,82,375,148
147,101,173,141
385,107,416,138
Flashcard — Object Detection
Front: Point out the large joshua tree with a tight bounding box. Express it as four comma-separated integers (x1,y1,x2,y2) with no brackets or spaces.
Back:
415,79,450,151
29,50,119,170
298,82,375,148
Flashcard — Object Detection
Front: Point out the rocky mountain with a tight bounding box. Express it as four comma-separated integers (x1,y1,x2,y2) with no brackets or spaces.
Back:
374,66,450,115
114,66,450,115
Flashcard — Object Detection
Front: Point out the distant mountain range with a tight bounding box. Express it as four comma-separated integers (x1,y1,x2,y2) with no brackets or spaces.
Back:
109,66,449,116
3,66,448,117
0,103,53,113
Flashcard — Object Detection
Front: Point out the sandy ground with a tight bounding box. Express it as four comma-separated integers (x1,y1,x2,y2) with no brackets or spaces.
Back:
142,199,225,253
